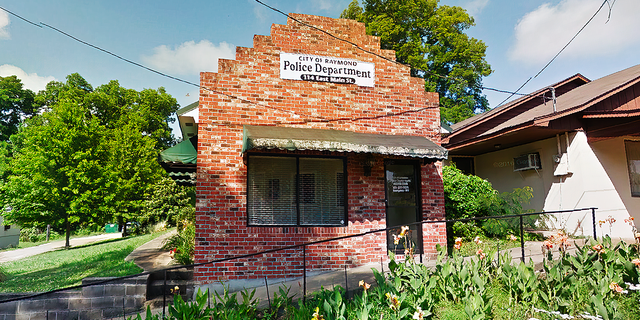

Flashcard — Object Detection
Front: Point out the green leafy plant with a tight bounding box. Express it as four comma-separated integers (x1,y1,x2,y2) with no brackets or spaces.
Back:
169,288,212,320
163,222,195,265
127,305,161,320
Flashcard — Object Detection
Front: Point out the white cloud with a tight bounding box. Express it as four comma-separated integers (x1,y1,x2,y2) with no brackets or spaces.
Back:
0,10,10,39
0,65,56,92
311,0,335,11
250,0,269,23
141,40,236,76
463,0,489,16
509,0,640,65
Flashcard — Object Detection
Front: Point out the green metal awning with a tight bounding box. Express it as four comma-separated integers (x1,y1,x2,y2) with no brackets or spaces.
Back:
159,136,197,186
242,125,448,159
159,137,197,164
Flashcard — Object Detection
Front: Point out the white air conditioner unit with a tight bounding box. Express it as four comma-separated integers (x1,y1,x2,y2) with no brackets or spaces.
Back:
513,153,541,172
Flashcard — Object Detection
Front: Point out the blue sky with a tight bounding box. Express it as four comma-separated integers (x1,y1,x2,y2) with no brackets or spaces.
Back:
1,0,639,138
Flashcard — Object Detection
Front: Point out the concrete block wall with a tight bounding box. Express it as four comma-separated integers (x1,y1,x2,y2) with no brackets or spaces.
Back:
195,14,446,283
0,275,147,320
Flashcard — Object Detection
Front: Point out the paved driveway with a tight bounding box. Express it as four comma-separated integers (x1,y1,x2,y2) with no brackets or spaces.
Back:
0,233,123,263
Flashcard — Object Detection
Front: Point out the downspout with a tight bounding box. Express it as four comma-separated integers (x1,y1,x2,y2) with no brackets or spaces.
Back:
557,133,563,211
565,132,571,171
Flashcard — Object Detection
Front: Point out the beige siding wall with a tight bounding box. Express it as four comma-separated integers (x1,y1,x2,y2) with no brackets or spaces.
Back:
591,136,640,229
474,137,557,212
456,132,637,240
0,216,19,249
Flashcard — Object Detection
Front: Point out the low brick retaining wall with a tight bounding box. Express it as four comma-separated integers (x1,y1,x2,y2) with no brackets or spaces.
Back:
0,275,148,320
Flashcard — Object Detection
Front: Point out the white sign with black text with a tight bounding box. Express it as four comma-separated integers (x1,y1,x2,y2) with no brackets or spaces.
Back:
279,53,375,87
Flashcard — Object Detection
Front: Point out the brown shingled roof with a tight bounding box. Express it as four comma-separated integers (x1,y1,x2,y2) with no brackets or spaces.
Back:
444,63,640,155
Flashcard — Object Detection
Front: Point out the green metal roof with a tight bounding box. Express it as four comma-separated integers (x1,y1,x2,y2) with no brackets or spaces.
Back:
242,125,448,159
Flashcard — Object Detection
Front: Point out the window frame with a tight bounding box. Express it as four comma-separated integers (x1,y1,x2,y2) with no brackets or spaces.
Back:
246,153,348,227
625,140,640,197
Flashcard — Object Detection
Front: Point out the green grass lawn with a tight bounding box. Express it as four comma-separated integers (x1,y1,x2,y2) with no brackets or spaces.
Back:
0,231,167,293
457,237,521,257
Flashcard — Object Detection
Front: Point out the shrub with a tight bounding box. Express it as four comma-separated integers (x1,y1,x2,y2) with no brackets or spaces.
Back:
443,165,534,241
19,226,60,243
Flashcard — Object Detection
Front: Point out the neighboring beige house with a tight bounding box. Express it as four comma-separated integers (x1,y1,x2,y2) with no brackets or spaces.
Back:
0,215,19,249
443,64,640,240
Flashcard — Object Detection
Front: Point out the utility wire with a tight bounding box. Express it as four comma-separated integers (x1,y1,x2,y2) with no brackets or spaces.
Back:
534,0,612,79
0,5,443,125
3,3,528,126
0,5,41,28
496,0,615,107
254,0,529,98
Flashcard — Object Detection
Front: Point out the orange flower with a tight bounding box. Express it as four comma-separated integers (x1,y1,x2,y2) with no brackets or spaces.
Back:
454,237,462,250
473,236,482,245
509,234,518,241
476,248,486,260
386,293,400,310
312,307,324,320
543,240,554,250
399,226,410,237
609,282,624,293
359,280,371,291
632,258,640,267
592,244,605,254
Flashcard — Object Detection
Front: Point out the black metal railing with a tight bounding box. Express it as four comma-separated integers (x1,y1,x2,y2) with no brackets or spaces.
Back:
0,207,600,318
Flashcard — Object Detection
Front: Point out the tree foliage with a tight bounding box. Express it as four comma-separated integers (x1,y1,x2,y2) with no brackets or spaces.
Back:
0,76,36,141
141,177,195,229
340,0,492,124
1,73,178,246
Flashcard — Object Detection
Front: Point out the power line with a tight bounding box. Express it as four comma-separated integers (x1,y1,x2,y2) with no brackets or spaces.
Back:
254,0,530,99
0,5,41,28
0,6,443,125
496,0,615,107
3,3,528,127
0,6,330,122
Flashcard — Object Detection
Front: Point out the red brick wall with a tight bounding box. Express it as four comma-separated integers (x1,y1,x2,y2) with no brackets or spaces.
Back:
195,14,445,282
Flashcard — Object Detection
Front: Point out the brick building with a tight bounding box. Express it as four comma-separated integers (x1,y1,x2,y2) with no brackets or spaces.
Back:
194,14,447,284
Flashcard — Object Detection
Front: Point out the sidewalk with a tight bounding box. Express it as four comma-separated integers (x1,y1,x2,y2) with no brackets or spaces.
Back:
0,233,123,264
125,230,177,272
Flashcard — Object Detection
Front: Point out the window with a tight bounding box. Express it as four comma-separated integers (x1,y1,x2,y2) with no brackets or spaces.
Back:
625,140,640,197
451,157,475,175
247,155,347,226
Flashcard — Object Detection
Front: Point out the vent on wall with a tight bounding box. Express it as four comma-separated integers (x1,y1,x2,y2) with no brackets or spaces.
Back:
513,153,541,172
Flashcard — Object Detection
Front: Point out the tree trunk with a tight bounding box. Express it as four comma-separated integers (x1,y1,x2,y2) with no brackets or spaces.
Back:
65,215,71,248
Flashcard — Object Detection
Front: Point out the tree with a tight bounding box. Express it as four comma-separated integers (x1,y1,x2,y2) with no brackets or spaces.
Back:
4,100,109,247
2,73,178,246
0,76,36,141
340,0,492,124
